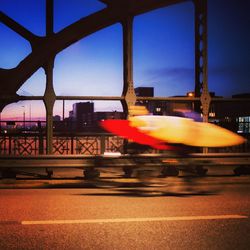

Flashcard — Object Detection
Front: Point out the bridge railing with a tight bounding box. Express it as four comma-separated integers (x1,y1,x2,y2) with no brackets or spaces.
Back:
0,132,125,156
0,132,249,156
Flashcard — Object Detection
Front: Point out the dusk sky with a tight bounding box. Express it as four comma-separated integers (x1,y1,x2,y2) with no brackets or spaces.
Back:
0,0,250,120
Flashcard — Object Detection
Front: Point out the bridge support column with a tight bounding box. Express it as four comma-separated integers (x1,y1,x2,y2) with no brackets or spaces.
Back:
121,16,136,117
44,60,56,154
194,0,211,122
194,0,211,153
43,0,55,155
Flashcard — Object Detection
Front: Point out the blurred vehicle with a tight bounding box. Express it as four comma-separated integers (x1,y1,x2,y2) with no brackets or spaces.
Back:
100,106,245,149
100,106,246,178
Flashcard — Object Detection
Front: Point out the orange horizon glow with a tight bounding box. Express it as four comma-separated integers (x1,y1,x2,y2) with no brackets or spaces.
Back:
0,100,123,121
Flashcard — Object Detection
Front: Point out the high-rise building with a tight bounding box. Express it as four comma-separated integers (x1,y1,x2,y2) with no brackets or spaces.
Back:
67,102,124,131
69,102,94,130
72,102,94,121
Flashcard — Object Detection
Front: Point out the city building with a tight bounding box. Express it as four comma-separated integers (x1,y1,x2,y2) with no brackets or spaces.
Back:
53,115,61,121
68,102,94,130
65,102,124,132
135,86,194,115
70,102,94,120
134,87,250,134
135,87,154,97
212,93,250,134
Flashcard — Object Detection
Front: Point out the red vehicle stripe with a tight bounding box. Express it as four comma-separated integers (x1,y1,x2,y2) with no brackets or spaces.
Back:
100,120,175,150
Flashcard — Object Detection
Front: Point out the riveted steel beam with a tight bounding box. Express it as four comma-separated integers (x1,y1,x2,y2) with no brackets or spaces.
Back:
193,0,211,122
2,95,250,103
121,16,136,116
43,0,55,154
43,59,55,154
0,0,187,104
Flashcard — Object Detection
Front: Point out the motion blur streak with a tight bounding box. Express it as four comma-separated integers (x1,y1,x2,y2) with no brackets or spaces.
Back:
130,115,246,147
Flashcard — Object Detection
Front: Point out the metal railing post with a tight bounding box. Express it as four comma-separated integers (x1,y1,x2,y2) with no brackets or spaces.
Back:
100,135,105,154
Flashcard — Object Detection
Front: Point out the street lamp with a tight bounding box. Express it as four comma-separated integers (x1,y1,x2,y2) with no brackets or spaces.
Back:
22,105,26,130
29,104,31,129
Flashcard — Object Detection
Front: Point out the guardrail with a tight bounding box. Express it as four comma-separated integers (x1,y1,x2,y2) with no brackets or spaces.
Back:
0,153,250,179
0,153,250,168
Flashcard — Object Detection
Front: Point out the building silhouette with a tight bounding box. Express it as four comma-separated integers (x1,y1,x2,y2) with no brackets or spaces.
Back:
66,102,124,132
135,87,250,134
69,102,94,130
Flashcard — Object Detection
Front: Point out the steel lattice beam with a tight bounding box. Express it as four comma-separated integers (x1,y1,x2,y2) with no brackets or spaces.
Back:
0,0,187,106
193,0,211,122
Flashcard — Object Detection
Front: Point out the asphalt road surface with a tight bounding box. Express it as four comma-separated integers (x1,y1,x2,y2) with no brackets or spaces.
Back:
0,175,250,250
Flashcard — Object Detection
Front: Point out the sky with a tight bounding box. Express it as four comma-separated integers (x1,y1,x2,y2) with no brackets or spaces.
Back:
0,0,250,120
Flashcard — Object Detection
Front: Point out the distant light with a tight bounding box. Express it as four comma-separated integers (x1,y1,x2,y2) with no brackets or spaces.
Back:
209,112,216,117
187,92,194,97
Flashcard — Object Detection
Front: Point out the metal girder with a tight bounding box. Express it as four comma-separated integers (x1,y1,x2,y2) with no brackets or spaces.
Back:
43,0,55,154
0,0,188,105
43,60,55,154
1,95,250,103
0,0,217,156
193,0,211,122
121,16,136,116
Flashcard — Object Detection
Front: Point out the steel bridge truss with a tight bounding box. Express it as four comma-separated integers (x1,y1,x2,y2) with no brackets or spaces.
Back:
1,0,249,156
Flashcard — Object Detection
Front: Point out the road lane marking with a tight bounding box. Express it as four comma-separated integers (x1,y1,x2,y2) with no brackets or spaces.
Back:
21,214,248,225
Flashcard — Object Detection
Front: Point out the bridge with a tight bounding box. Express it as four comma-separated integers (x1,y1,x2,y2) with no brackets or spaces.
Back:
0,0,249,178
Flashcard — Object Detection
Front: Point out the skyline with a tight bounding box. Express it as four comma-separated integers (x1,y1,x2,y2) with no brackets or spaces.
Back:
0,0,250,120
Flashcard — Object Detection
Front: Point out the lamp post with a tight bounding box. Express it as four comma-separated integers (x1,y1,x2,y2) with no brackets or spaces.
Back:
22,105,26,130
29,104,31,129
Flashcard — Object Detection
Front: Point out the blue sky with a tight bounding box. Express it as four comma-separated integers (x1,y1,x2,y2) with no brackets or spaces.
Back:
0,0,249,119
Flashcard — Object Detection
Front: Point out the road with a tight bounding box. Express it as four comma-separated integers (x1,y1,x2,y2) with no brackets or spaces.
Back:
0,175,250,250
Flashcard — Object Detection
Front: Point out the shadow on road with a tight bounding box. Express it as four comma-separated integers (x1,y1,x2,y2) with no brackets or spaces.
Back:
1,175,231,196
77,188,219,198
67,177,222,197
